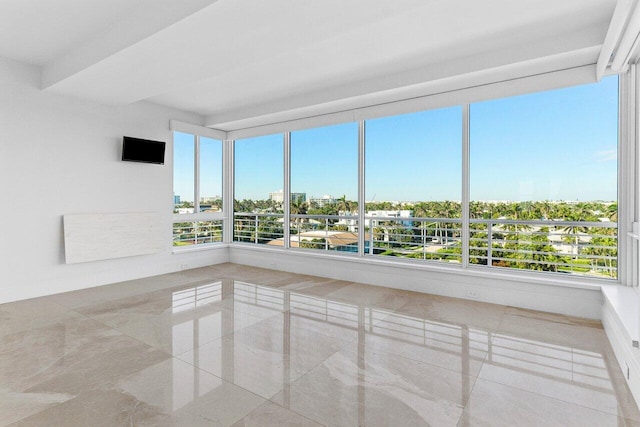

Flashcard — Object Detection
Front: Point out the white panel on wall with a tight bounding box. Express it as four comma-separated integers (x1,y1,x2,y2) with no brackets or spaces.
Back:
63,212,163,263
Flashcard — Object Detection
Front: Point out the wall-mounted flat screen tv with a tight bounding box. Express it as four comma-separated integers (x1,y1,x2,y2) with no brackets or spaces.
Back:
122,136,165,164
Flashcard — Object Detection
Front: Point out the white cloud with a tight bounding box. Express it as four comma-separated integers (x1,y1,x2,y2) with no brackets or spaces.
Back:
595,150,616,162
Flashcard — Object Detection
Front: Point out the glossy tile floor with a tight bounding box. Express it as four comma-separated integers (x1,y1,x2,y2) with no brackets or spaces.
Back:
1,263,639,426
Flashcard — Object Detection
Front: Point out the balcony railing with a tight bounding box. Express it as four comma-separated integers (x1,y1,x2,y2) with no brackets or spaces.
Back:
232,212,617,278
234,213,285,244
365,216,463,263
173,220,223,246
469,218,617,278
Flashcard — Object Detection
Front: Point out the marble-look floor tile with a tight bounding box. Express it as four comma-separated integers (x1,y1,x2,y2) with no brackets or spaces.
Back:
0,390,73,426
215,263,280,283
222,293,288,317
73,284,215,328
116,358,226,412
326,282,412,311
281,278,353,297
241,272,310,289
0,297,69,318
504,306,603,328
249,306,362,344
177,379,266,426
115,306,276,356
47,271,219,310
478,334,640,421
236,307,358,347
2,263,639,426
459,379,640,427
116,357,266,425
392,293,506,332
176,335,314,399
7,389,213,427
271,345,475,427
497,311,609,352
0,299,71,338
76,280,282,335
231,401,324,427
363,311,488,376
0,313,169,395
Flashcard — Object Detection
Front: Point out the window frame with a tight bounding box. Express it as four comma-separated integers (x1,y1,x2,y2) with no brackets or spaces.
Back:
228,75,626,285
171,121,227,249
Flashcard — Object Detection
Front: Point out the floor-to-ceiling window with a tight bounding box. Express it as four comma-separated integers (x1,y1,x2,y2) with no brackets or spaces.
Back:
173,132,224,247
365,107,462,262
469,76,618,277
233,134,284,244
290,123,359,252
173,132,195,215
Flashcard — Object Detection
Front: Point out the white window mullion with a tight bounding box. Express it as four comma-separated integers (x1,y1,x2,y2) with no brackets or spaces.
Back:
223,139,234,244
620,65,637,287
194,135,201,214
633,64,639,288
283,132,291,249
462,104,470,268
358,120,366,257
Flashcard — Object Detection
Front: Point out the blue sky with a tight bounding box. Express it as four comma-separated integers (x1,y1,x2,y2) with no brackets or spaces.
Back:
470,76,618,202
178,76,618,203
174,133,223,201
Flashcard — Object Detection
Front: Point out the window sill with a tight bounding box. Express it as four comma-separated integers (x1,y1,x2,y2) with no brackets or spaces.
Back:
602,284,640,346
172,243,228,254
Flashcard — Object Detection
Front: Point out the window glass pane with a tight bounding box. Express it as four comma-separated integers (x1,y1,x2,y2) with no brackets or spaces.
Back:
234,134,284,244
365,107,462,261
200,137,223,213
291,123,358,252
173,132,195,214
173,220,223,246
469,76,618,277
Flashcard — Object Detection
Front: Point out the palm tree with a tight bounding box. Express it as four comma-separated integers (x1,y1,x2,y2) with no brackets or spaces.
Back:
560,212,589,258
607,203,618,222
336,194,357,215
413,204,430,259
290,199,308,224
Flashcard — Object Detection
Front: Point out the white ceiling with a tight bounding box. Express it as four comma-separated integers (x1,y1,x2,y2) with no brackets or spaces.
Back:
0,0,617,131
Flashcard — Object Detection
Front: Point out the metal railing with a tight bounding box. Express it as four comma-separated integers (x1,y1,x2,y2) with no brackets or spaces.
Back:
469,218,617,278
234,212,361,251
232,213,617,278
234,212,285,244
364,215,463,263
173,220,223,246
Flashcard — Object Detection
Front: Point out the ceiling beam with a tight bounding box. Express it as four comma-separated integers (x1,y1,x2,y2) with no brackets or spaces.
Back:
42,0,219,92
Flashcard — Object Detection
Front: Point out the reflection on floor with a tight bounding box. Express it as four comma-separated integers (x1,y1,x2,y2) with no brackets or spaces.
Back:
1,263,638,426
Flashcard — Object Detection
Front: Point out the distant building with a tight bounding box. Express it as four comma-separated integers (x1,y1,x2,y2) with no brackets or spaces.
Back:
200,196,221,203
269,190,306,203
292,193,306,203
174,195,181,205
366,210,413,228
309,194,335,207
269,190,285,202
337,209,413,232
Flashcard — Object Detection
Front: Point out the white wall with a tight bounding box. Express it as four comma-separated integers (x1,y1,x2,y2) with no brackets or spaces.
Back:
0,57,228,304
229,245,604,319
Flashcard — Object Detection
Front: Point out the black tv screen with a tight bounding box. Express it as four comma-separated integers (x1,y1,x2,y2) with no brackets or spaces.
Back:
122,136,165,164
